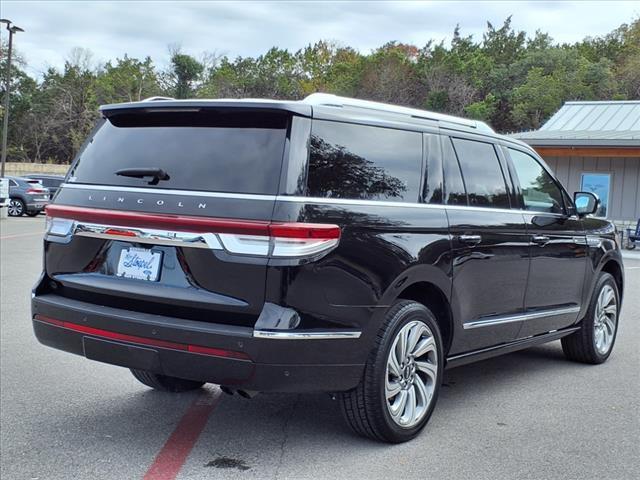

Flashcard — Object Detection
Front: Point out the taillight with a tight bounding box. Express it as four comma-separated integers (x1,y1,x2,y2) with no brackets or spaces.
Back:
26,188,47,194
269,223,340,257
45,205,341,258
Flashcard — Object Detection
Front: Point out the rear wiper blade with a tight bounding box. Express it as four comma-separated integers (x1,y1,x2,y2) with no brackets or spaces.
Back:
115,168,170,185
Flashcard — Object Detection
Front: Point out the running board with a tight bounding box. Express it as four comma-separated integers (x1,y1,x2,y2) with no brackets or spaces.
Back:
445,327,581,369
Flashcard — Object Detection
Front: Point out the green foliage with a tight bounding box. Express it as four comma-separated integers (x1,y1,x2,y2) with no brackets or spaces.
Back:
1,16,638,164
169,52,204,98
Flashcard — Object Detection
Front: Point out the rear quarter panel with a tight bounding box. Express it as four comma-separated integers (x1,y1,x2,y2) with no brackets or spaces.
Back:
269,199,452,361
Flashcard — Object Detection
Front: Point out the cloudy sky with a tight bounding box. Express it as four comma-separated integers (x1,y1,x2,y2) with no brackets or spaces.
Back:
3,0,639,77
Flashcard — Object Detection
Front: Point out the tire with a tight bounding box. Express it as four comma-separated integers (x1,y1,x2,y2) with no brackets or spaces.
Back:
26,211,40,217
130,369,205,392
340,300,444,443
8,198,25,217
561,272,620,364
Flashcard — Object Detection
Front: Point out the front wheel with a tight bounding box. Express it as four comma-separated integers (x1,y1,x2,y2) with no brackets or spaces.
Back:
561,272,620,364
340,300,443,443
130,369,205,392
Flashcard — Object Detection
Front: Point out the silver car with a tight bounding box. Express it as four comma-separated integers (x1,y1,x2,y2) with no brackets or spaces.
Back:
7,176,50,216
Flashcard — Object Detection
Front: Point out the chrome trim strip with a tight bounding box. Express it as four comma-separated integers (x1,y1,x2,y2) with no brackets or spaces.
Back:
61,184,568,217
252,330,362,340
276,196,566,217
61,183,277,201
73,222,223,250
463,306,581,330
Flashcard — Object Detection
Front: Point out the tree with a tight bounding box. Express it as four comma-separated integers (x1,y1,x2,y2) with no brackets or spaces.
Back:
96,55,161,104
162,48,204,99
2,16,639,165
512,68,563,129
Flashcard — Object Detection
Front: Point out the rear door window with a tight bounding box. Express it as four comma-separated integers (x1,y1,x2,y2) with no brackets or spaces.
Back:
307,120,422,202
69,110,289,194
451,138,510,209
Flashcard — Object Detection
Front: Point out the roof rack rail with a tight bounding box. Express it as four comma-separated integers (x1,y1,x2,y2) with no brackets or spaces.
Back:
302,93,493,133
142,96,175,102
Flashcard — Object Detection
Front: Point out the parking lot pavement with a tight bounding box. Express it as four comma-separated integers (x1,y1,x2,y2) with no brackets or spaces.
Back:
1,216,639,480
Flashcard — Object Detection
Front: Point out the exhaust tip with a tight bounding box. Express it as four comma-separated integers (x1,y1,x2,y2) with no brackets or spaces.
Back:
236,389,259,399
220,385,234,396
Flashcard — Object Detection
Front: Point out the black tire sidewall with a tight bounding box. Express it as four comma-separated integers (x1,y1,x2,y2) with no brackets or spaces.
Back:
371,301,444,442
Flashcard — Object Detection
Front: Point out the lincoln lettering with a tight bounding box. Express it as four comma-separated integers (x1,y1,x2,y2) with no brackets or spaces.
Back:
84,194,207,211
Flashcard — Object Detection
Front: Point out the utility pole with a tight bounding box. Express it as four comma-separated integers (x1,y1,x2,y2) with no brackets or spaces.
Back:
0,19,24,178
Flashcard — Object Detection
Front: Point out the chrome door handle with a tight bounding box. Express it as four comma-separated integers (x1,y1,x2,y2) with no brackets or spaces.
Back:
532,235,550,245
458,234,482,246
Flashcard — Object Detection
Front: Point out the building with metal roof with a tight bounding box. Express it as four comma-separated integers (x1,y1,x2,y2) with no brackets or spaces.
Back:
513,100,640,225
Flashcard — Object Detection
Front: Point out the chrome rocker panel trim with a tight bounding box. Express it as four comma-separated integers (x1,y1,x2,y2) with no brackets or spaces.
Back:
463,306,581,330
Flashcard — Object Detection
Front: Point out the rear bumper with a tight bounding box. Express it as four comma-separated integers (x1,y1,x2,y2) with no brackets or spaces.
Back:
31,293,364,392
25,199,49,210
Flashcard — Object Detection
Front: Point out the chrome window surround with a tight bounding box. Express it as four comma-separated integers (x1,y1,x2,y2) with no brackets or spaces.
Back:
60,184,571,218
463,306,581,330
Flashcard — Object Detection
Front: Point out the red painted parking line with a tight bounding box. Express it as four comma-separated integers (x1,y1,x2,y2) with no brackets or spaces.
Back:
143,389,222,480
0,231,43,240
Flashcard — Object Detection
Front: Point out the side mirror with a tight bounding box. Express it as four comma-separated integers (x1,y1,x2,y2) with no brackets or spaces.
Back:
574,191,599,216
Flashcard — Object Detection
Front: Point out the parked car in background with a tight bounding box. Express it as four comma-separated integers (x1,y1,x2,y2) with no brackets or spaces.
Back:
7,176,50,216
26,174,66,198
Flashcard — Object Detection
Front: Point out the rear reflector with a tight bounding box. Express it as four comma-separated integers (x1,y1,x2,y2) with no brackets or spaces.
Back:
45,205,340,258
34,315,251,361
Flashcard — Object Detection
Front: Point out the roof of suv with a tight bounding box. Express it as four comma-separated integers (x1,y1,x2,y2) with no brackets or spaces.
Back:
99,93,528,148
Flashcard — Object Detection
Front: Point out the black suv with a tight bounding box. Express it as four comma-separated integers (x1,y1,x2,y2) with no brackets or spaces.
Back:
32,94,624,443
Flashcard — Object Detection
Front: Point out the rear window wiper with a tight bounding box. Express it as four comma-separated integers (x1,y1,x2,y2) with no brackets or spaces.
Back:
115,168,170,185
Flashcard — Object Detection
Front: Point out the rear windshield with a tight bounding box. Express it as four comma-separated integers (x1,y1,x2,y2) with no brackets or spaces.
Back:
69,110,289,194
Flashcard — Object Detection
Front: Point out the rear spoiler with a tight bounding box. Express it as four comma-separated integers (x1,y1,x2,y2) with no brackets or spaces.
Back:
99,99,312,118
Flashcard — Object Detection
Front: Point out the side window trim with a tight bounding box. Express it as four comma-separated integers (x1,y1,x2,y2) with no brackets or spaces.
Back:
422,132,443,205
494,145,517,209
500,145,525,210
440,134,469,206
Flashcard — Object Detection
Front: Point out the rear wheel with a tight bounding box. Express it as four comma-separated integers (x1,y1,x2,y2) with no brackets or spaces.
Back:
340,300,443,443
8,198,25,217
561,272,620,364
130,369,205,392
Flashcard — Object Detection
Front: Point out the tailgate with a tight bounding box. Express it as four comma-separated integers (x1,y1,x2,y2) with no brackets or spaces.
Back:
42,108,289,326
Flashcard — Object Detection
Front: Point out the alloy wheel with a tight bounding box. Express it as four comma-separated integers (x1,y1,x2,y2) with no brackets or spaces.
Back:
593,284,617,355
8,199,23,216
385,320,438,428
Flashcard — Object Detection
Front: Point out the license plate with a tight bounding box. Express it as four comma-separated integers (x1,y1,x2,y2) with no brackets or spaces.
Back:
116,247,162,281
37,196,49,201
